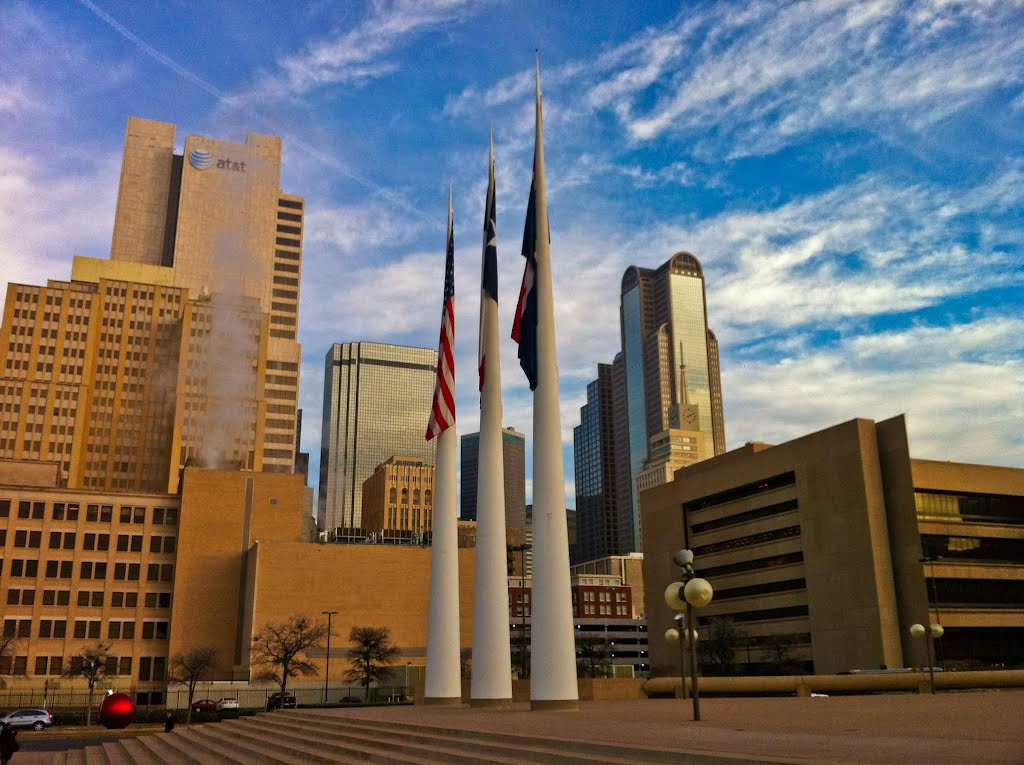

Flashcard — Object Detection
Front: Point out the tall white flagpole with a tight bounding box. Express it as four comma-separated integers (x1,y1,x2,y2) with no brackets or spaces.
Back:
528,54,579,711
471,133,513,707
424,183,461,704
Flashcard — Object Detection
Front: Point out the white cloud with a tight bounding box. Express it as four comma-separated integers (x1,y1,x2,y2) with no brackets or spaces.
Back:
228,0,482,107
0,148,120,317
724,314,1024,467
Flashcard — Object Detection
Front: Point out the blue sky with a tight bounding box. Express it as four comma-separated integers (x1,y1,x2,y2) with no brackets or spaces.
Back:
1,0,1022,506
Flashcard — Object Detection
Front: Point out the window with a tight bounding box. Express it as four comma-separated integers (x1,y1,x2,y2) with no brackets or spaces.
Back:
130,535,143,552
160,564,173,582
117,535,129,552
119,657,132,675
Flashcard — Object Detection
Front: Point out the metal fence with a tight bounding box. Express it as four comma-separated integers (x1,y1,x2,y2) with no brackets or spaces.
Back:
0,683,412,714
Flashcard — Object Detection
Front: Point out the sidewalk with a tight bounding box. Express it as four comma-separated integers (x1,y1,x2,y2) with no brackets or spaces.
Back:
330,691,1024,763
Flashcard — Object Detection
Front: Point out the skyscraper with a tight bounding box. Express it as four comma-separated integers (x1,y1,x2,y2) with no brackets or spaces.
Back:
109,116,304,480
318,342,437,533
459,426,527,543
574,252,725,555
572,365,620,564
0,117,304,493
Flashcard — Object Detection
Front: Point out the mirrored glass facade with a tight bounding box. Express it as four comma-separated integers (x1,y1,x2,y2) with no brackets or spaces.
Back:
318,342,437,533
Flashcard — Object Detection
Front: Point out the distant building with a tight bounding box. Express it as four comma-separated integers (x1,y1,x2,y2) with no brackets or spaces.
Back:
571,553,646,619
575,252,725,556
642,415,1024,676
361,456,434,534
523,504,578,573
574,366,620,563
318,342,436,533
508,570,649,677
460,426,526,543
616,252,725,552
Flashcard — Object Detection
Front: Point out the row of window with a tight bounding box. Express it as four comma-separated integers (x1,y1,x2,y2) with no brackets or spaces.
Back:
6,589,170,609
3,618,169,640
0,559,174,581
0,654,164,681
3,530,175,554
0,500,178,525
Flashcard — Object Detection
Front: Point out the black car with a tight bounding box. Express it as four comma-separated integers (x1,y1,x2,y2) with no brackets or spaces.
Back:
266,692,296,710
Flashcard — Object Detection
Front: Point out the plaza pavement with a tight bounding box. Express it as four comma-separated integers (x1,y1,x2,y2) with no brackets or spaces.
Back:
331,691,1024,764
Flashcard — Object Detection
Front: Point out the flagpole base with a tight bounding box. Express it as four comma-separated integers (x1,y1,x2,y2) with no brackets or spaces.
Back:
422,696,462,706
470,698,513,709
530,699,579,712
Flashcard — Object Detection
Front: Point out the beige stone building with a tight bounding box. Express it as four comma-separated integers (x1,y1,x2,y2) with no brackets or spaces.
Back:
0,117,303,492
641,415,1024,676
360,456,435,535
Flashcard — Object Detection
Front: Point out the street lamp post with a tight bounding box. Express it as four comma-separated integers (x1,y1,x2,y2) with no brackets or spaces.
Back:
321,610,338,705
508,543,532,679
664,549,714,721
920,556,944,668
910,622,944,694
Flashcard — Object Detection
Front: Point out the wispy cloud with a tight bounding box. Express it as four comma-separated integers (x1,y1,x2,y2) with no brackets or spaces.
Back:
725,313,1024,467
228,0,481,108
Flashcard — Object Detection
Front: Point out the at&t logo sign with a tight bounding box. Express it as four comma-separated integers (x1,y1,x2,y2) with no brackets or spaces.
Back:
189,149,247,173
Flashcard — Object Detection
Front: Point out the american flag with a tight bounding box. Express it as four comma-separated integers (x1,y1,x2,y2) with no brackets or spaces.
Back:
426,188,456,440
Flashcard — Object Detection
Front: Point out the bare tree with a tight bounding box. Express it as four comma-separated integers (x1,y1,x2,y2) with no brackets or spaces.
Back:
64,643,116,726
169,646,219,723
251,615,328,700
460,647,473,680
701,617,746,676
762,634,802,674
344,626,400,701
0,635,19,688
576,636,613,679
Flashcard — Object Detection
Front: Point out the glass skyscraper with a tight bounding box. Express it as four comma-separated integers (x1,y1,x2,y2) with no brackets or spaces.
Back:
460,426,527,542
574,252,726,558
318,342,437,533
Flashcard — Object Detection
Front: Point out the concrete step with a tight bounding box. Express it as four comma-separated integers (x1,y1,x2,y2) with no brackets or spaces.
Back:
189,721,317,764
228,715,524,765
98,742,134,765
255,713,654,765
82,744,110,765
135,729,227,764
287,710,750,764
116,737,172,765
175,725,281,764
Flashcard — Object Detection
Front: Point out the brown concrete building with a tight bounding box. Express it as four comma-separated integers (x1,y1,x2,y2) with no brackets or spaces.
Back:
0,463,477,702
641,415,1024,676
360,456,435,534
571,553,646,619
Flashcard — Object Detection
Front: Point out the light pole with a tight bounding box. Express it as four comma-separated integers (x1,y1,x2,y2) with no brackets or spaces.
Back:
910,622,944,694
321,610,338,705
920,556,943,668
664,548,714,721
664,617,690,700
508,543,532,679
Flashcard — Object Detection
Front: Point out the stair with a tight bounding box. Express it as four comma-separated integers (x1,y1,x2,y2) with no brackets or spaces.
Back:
50,709,768,764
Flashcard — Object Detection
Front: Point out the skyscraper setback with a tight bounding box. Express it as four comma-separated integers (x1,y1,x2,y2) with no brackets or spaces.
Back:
0,117,304,492
574,252,725,558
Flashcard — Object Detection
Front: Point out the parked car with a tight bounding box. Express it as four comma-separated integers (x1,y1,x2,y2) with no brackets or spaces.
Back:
215,697,240,711
0,708,53,730
190,699,218,713
266,692,296,710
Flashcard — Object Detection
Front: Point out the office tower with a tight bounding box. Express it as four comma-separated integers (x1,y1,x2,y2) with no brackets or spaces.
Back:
573,365,621,563
615,252,725,552
0,116,304,492
460,426,527,542
109,116,304,479
319,342,437,533
361,456,435,535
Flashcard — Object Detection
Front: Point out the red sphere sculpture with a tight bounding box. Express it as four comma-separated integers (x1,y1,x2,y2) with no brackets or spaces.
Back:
98,692,136,729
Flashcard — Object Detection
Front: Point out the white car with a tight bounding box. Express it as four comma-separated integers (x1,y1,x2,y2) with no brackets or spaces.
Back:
215,697,240,711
